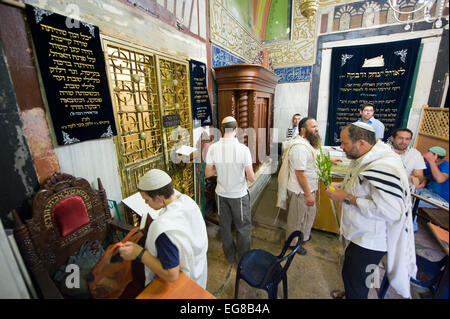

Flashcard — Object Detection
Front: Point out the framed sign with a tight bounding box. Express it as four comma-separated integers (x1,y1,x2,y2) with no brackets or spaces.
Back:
327,39,420,145
189,60,212,127
163,114,181,128
26,5,117,145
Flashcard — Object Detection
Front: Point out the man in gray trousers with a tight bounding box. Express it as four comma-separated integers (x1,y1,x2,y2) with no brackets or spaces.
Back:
205,116,255,264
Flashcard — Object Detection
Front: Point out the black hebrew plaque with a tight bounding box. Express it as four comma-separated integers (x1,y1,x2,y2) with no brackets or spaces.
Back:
163,114,181,128
26,5,117,145
190,60,212,127
327,39,420,145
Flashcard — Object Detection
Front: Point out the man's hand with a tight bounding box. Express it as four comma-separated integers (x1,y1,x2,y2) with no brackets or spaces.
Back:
330,157,343,165
410,176,420,186
330,182,342,189
416,178,427,189
325,186,346,203
423,151,438,164
305,192,315,206
118,242,143,261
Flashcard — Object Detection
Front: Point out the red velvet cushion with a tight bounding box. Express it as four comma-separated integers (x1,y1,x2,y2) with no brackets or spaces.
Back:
52,195,90,237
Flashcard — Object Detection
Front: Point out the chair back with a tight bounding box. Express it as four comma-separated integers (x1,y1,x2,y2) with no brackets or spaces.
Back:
13,172,112,276
262,231,303,286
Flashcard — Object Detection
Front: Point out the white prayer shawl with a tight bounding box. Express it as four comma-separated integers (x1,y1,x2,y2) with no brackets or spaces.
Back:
341,141,417,298
144,194,209,288
276,136,317,210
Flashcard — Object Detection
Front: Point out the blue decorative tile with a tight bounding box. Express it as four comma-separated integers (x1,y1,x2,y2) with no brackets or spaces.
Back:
274,65,312,83
212,45,246,68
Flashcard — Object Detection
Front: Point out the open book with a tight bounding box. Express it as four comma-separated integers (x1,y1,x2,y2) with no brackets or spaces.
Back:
121,189,182,229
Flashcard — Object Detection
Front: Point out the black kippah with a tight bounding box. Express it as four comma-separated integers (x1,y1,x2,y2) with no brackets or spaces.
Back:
298,117,311,130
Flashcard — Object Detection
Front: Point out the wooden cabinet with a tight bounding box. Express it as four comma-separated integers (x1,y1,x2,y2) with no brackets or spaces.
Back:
214,64,279,172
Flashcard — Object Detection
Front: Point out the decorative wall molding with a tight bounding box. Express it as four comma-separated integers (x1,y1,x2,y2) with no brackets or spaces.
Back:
330,0,448,32
209,0,262,63
319,0,356,6
263,0,317,67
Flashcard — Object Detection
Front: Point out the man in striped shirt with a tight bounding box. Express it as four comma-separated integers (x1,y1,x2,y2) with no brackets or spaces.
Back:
326,122,416,299
286,113,301,140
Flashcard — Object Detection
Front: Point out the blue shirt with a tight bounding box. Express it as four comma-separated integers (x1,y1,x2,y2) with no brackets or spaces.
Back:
424,161,449,202
155,232,179,270
358,117,385,139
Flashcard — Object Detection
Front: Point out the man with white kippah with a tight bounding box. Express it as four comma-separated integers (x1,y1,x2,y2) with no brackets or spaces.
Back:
325,122,416,299
351,120,375,132
118,169,209,288
205,115,255,264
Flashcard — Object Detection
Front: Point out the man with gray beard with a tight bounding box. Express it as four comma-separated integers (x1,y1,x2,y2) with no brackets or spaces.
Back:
284,117,320,255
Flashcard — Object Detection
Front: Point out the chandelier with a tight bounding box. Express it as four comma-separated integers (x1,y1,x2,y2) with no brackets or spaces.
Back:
299,0,319,19
387,0,448,30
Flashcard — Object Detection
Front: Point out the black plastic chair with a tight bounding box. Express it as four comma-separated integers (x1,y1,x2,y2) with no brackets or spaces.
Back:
378,255,449,299
234,231,304,299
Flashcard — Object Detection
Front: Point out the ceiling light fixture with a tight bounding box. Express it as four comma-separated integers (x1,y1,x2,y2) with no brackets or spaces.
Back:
387,0,448,31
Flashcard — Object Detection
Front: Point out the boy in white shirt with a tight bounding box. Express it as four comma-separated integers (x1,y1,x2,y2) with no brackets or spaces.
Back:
118,169,208,288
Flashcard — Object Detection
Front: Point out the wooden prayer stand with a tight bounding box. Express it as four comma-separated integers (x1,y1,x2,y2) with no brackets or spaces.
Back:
213,63,279,172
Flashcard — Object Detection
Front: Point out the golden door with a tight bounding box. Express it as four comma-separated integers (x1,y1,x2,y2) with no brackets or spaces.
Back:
102,37,194,224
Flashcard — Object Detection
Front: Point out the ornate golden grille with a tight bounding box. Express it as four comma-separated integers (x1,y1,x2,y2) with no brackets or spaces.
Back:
102,38,195,224
158,58,192,152
106,44,163,166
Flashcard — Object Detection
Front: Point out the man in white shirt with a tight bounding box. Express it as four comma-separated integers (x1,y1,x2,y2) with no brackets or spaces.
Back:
118,169,209,288
390,128,426,188
285,117,320,255
205,116,255,264
325,122,416,299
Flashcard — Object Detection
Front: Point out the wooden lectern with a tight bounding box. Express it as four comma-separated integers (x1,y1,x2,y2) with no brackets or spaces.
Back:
213,64,279,171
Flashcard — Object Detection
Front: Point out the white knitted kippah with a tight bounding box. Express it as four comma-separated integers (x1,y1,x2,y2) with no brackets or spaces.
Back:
221,116,237,124
351,121,375,133
138,169,172,191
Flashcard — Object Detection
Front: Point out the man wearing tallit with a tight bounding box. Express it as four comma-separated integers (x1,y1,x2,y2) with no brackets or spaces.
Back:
277,117,321,255
325,122,417,299
118,169,209,289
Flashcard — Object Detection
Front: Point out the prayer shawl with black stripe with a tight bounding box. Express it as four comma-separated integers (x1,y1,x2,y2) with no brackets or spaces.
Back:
276,135,316,210
341,141,417,298
286,126,296,139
